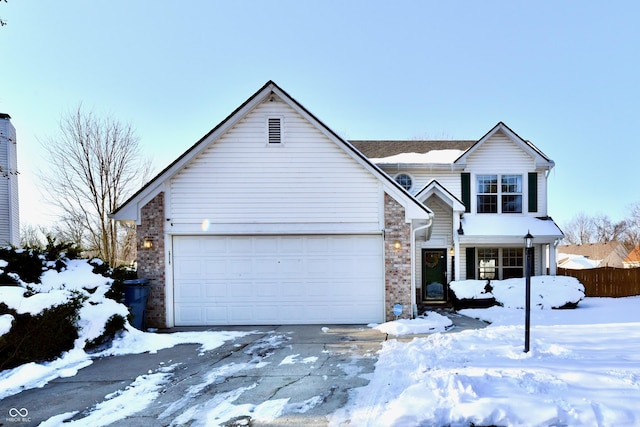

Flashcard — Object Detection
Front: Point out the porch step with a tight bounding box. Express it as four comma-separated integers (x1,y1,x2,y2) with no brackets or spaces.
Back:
417,302,454,316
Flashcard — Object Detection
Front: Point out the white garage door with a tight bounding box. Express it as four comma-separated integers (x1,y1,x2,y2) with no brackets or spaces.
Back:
172,235,384,325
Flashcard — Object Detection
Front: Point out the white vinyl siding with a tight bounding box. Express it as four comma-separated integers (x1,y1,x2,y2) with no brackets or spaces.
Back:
0,119,18,246
464,130,544,216
465,131,534,172
536,170,548,215
169,98,382,231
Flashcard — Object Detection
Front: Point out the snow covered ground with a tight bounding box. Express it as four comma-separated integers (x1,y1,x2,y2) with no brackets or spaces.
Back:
331,296,640,427
2,261,640,426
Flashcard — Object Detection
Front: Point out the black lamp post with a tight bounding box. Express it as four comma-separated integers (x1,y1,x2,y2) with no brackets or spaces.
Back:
524,231,533,353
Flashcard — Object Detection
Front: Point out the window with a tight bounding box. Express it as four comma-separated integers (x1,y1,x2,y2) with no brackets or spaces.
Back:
477,248,524,280
501,175,522,213
476,174,522,213
478,248,498,279
477,175,498,213
268,117,282,144
394,173,412,191
502,248,524,279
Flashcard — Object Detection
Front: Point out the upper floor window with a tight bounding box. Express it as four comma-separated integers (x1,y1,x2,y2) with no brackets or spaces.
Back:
394,173,413,191
477,174,522,213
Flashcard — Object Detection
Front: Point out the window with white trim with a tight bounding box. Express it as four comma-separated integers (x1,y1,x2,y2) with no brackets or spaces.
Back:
477,174,522,213
394,173,413,191
478,248,524,280
268,117,282,144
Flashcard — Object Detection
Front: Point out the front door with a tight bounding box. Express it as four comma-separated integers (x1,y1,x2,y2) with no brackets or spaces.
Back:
422,249,448,302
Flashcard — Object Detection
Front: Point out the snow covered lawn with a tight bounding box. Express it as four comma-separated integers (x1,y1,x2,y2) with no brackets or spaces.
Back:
331,297,640,427
3,260,640,426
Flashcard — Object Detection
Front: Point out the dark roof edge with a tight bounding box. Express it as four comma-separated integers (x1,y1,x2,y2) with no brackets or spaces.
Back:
111,81,277,216
0,113,11,119
455,121,552,164
112,80,433,219
415,179,465,206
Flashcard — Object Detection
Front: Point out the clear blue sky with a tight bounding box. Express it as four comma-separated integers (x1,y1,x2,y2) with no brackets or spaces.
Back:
1,1,638,228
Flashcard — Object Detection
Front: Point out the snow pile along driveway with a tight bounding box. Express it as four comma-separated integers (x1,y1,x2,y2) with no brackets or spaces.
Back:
331,297,640,426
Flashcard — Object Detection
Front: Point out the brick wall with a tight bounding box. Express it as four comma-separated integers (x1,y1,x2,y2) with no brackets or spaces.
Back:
384,193,412,320
137,192,167,328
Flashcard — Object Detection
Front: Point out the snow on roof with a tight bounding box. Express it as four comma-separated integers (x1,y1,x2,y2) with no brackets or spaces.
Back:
370,149,464,164
461,215,563,239
557,254,601,269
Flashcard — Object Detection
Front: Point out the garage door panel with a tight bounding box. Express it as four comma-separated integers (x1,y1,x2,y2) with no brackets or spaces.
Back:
175,282,203,300
173,235,384,325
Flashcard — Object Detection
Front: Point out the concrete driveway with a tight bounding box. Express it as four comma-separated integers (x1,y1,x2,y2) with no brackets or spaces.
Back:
1,325,384,426
1,316,486,426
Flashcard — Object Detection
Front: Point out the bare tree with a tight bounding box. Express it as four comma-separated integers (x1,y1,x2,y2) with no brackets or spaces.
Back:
20,223,47,248
40,106,151,266
592,213,627,244
562,212,595,245
54,212,89,253
1,0,7,27
622,201,640,250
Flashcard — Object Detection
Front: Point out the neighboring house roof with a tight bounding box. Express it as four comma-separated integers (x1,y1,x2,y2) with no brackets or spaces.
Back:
623,244,640,267
558,242,630,268
557,254,601,270
111,80,433,223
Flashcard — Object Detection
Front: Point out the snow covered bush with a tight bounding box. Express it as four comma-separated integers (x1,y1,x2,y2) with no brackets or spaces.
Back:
0,247,132,369
0,295,84,370
450,276,585,310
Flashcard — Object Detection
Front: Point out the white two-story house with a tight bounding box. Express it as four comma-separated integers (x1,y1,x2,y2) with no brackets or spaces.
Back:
352,124,563,306
111,81,563,327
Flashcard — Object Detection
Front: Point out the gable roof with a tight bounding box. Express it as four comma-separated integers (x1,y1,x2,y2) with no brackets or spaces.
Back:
111,81,433,222
454,122,554,168
414,180,466,212
624,244,640,264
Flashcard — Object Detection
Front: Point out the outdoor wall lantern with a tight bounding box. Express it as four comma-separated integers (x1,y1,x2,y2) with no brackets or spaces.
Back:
524,231,534,353
393,241,402,250
142,237,154,250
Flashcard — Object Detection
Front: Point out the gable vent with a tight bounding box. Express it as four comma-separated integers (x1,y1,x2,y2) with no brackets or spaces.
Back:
268,117,282,144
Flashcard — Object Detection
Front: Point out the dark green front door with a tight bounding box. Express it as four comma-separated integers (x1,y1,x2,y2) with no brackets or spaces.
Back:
422,249,448,302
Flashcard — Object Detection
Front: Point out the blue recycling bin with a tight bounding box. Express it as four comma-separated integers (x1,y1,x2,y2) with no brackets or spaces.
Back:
123,278,150,330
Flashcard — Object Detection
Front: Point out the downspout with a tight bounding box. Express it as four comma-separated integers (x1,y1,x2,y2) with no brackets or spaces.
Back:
411,216,433,318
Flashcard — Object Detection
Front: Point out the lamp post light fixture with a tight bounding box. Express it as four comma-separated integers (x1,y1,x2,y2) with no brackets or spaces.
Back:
524,231,533,353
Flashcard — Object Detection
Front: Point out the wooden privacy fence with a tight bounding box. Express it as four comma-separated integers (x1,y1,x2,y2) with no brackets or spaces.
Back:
557,267,640,297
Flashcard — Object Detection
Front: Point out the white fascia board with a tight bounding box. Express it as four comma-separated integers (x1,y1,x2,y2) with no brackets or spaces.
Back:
459,235,561,246
375,162,465,172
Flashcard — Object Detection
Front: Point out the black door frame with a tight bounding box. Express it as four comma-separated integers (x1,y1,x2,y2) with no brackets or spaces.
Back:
421,248,448,302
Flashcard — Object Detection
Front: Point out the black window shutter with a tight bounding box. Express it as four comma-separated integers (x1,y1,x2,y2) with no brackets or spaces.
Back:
465,247,476,280
528,172,538,213
461,173,471,213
